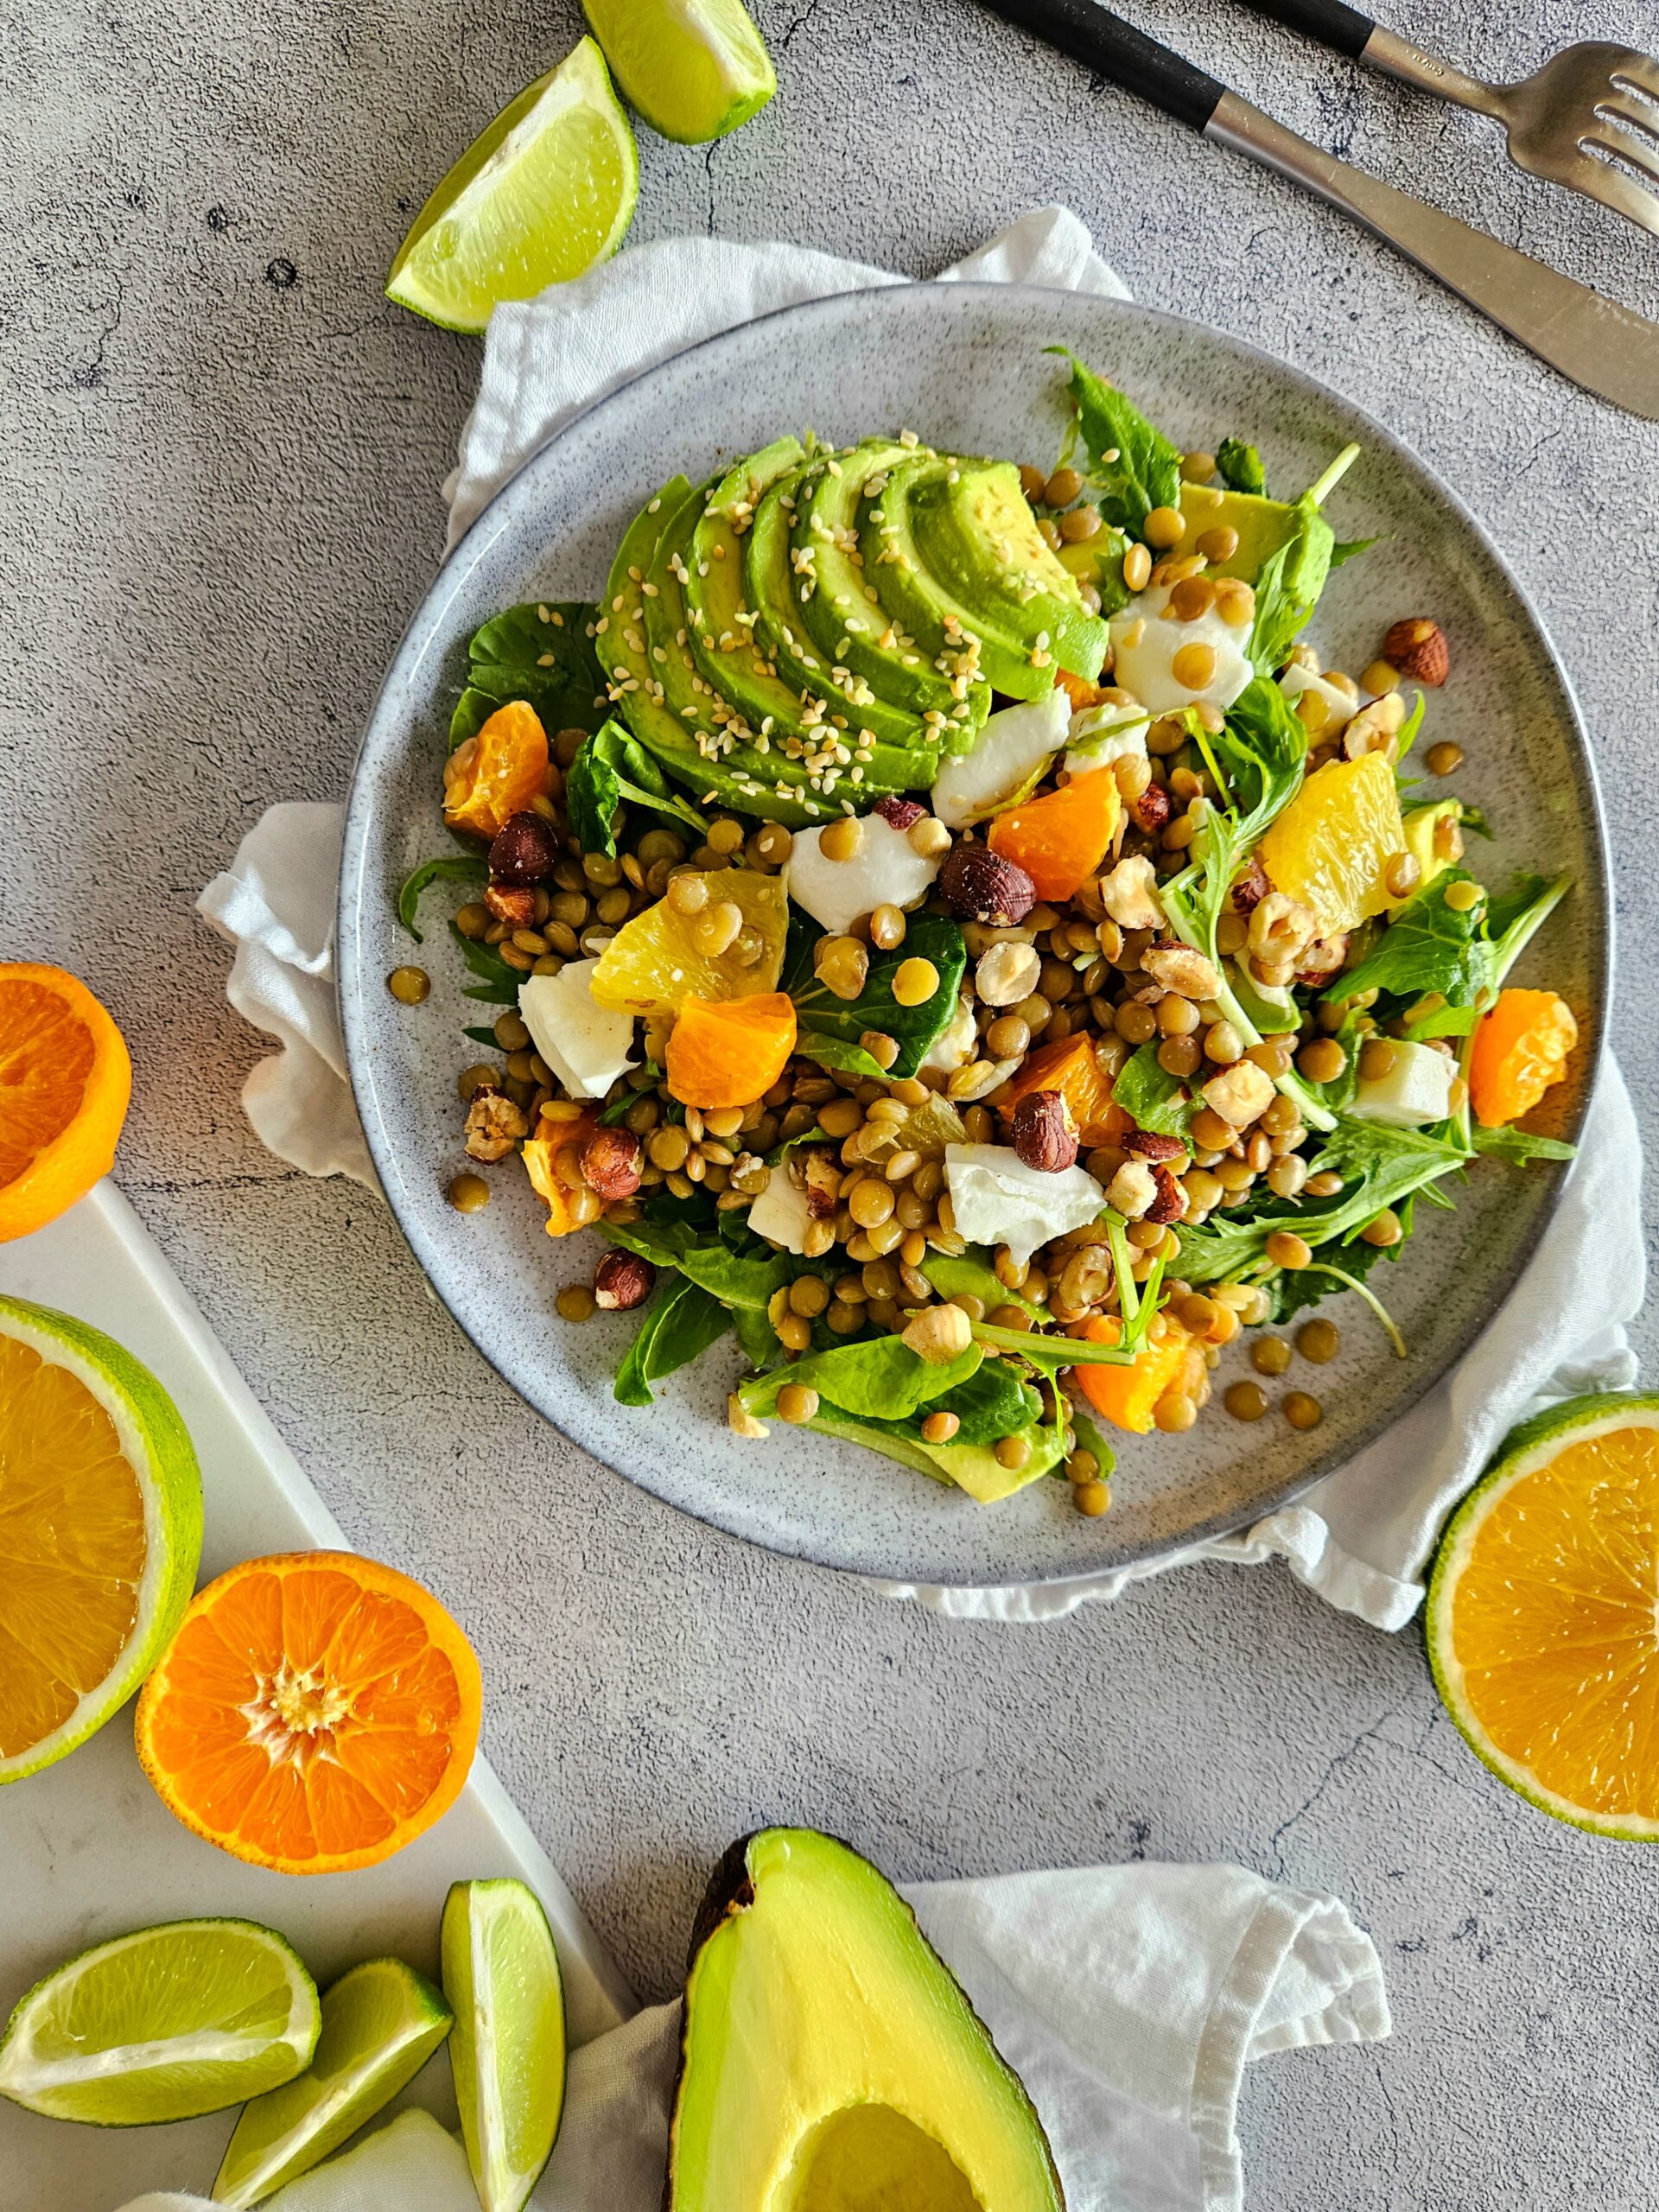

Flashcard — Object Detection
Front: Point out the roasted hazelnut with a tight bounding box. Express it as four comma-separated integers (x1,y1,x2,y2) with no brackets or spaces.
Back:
1144,1162,1186,1224
1122,1128,1187,1161
484,881,537,926
579,1126,643,1200
488,810,560,886
1011,1090,1078,1173
1129,780,1173,835
1382,617,1449,686
593,1249,655,1311
872,795,927,831
937,842,1036,927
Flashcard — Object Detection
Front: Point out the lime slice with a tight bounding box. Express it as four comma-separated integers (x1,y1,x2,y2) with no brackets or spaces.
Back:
0,1919,318,2126
442,1879,567,2212
1427,1391,1659,1839
212,1958,454,2206
387,36,639,334
582,0,775,143
0,1295,201,1784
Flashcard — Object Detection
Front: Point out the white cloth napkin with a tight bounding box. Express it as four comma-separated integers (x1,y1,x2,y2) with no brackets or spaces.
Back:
199,208,1644,1630
118,1859,1389,2212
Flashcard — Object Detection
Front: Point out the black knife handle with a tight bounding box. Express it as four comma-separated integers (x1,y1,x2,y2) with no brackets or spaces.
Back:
1230,0,1376,61
980,0,1226,132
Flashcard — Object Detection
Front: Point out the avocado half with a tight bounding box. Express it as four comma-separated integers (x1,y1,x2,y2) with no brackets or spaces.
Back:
669,1828,1065,2210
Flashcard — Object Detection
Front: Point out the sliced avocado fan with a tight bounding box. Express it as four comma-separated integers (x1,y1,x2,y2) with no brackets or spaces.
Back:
669,1827,1065,2212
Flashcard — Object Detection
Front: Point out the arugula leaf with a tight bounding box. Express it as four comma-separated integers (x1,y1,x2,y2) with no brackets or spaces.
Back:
968,1321,1134,1373
765,1123,827,1166
1244,447,1357,676
785,909,967,1080
740,1337,981,1421
1328,871,1484,1007
1207,677,1308,845
1329,537,1378,569
397,852,488,942
1471,1124,1576,1166
613,1277,731,1408
1049,352,1182,534
1066,1405,1117,1478
448,920,522,1004
565,717,705,858
1215,437,1266,496
1111,1043,1196,1138
449,601,608,751
597,1071,661,1126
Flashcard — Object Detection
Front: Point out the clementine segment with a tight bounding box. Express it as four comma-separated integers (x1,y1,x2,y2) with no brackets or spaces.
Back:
135,1551,482,1875
988,772,1121,901
995,1033,1128,1147
665,993,797,1109
442,701,550,839
0,965,131,1242
1072,1315,1194,1434
1469,988,1577,1128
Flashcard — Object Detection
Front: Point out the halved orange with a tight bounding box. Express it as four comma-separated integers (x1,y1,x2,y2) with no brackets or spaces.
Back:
136,1551,482,1874
1428,1394,1659,1840
0,964,131,1242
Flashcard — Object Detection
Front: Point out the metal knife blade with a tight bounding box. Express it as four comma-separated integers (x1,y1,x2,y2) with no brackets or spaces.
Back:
1207,92,1659,420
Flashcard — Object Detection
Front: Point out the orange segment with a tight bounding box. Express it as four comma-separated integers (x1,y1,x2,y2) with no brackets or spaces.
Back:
589,870,787,1016
0,1329,145,1759
1256,751,1403,937
1072,1315,1194,1435
442,700,550,839
988,772,1121,901
0,965,131,1242
666,994,797,1110
522,1103,601,1236
995,1033,1129,1147
1431,1406,1659,1834
135,1551,482,1875
1469,988,1577,1129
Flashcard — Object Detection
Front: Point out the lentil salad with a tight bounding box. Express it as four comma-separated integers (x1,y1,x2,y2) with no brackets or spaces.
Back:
398,352,1580,1516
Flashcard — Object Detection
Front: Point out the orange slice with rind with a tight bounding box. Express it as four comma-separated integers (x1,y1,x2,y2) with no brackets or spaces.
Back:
136,1550,482,1874
0,963,131,1242
1428,1393,1659,1840
0,1296,201,1783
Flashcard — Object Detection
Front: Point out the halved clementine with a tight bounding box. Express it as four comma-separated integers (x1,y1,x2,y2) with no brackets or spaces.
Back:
135,1551,482,1874
0,964,131,1242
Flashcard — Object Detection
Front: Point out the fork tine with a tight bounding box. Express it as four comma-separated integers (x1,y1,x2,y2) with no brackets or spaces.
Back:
1599,91,1659,149
1571,143,1659,237
1610,54,1659,102
1581,123,1659,191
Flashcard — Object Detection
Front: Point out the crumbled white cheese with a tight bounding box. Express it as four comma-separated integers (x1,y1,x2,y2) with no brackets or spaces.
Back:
1279,662,1357,732
931,690,1070,828
784,812,939,937
518,961,638,1101
747,1164,813,1254
919,994,977,1075
1109,586,1253,715
1351,1039,1457,1129
944,1144,1106,1268
1064,697,1149,783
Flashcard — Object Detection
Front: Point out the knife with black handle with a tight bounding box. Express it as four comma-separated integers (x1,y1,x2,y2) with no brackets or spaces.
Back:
976,0,1659,419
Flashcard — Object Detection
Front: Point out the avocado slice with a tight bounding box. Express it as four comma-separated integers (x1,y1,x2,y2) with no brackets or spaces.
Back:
598,474,704,760
909,457,1111,684
745,453,955,758
685,442,940,804
1178,480,1297,582
790,441,988,753
670,1828,1065,2212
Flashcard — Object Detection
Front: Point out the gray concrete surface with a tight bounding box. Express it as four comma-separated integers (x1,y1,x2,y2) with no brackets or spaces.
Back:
7,0,1659,2201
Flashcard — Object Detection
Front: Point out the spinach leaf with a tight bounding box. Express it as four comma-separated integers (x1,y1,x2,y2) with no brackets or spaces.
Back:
448,920,522,1004
1215,437,1266,496
766,1123,827,1166
921,1249,1043,1319
1248,494,1335,675
849,1360,1041,1448
798,1405,944,1481
1327,871,1485,1007
1066,1405,1117,1478
397,851,488,942
597,1069,661,1125
1471,1124,1576,1166
785,909,967,1080
449,601,608,751
741,1337,981,1421
1111,1043,1197,1138
734,1304,782,1370
600,1216,797,1312
1049,351,1182,534
565,717,705,857
462,1024,499,1047
613,1277,731,1408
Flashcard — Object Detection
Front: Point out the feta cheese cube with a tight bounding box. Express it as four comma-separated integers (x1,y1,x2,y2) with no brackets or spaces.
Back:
1064,697,1149,783
931,690,1070,828
747,1163,814,1254
1109,586,1253,716
1351,1039,1456,1129
518,961,638,1101
785,812,939,938
919,994,977,1075
944,1144,1106,1268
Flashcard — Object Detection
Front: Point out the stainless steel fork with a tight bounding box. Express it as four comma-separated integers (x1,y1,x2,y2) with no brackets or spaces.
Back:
1237,0,1659,238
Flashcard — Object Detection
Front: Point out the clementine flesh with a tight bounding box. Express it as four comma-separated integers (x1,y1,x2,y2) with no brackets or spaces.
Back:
0,965,131,1241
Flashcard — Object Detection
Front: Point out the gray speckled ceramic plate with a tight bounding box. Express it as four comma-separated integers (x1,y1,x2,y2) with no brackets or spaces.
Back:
339,283,1608,1589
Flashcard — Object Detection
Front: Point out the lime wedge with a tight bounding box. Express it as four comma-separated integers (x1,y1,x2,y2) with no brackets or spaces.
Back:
212,1958,454,2207
0,1294,202,1784
442,1879,567,2212
0,1919,318,2126
582,0,775,143
387,36,639,334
